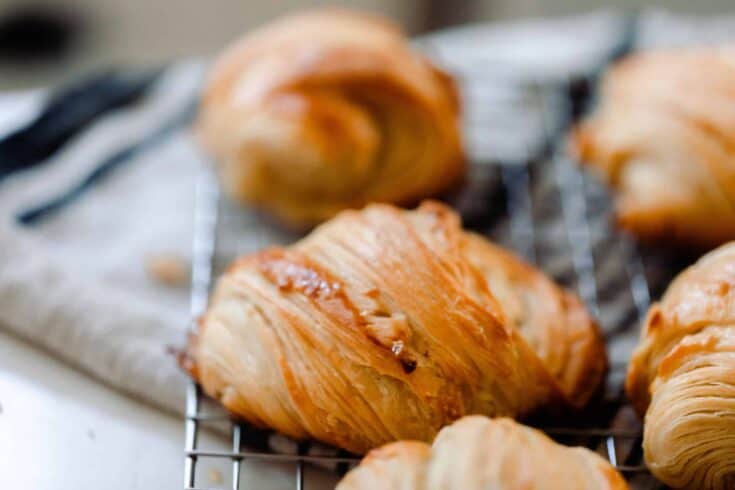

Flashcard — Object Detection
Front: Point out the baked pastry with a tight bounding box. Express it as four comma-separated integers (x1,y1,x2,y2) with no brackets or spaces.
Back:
626,242,735,489
197,9,464,227
183,201,606,453
571,46,735,249
337,416,629,490
463,235,606,409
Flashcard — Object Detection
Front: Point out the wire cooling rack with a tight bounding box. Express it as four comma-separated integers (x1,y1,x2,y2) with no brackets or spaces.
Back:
183,73,670,489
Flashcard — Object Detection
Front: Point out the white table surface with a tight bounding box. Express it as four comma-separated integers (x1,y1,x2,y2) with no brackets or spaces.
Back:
0,330,183,489
0,331,340,489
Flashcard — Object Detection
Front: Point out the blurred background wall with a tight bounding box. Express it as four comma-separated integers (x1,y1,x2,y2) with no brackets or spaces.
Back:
0,0,733,89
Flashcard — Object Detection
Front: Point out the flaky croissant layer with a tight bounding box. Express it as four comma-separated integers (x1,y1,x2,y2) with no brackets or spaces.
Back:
337,416,629,490
572,46,735,249
626,242,735,490
197,9,464,227
184,201,605,454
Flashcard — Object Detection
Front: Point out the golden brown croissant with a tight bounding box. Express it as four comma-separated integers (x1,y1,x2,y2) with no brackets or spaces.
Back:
337,416,629,490
184,201,606,454
571,47,735,249
197,9,464,227
463,235,607,409
626,242,735,489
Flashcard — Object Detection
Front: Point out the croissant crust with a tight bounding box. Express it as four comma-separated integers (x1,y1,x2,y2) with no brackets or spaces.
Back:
197,9,464,226
184,201,605,454
336,416,629,490
572,46,735,248
626,242,735,489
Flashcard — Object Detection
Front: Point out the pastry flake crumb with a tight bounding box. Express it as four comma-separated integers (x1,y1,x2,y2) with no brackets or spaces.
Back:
208,468,223,484
145,253,190,287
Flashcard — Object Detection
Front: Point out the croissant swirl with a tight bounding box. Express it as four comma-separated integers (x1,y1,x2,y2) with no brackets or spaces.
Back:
197,9,464,227
626,242,735,489
572,47,735,248
337,416,629,490
184,201,605,453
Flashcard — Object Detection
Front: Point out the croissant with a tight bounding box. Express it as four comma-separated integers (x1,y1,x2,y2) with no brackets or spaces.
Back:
196,9,464,227
183,201,606,454
337,416,629,490
626,242,735,489
463,235,607,409
571,46,735,249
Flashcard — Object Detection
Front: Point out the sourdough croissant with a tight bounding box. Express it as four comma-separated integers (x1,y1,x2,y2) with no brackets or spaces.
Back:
184,201,605,453
572,47,735,248
197,9,464,227
337,416,629,490
626,242,735,489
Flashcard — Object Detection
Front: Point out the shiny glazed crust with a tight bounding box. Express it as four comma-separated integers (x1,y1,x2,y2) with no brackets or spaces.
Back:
183,201,606,454
626,242,735,489
571,46,735,249
336,416,629,490
197,9,464,227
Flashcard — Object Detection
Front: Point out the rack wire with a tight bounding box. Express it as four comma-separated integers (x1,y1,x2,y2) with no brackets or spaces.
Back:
183,74,666,489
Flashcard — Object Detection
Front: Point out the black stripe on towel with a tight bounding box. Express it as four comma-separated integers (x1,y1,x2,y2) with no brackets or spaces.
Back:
0,68,162,182
17,99,197,225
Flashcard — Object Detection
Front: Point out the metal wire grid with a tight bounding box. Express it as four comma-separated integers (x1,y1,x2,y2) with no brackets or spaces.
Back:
183,77,657,489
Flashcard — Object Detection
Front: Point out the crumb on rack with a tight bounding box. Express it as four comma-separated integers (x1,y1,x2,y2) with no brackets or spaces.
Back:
208,468,223,484
145,253,190,287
